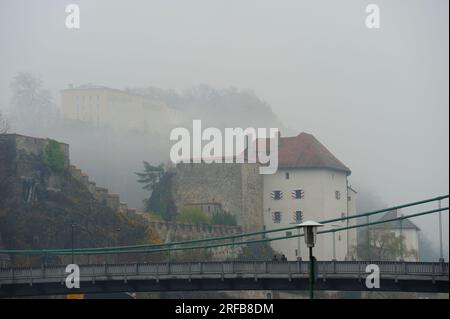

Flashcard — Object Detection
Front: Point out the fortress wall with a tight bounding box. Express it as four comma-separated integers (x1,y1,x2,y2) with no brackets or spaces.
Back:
69,161,127,214
172,163,242,218
240,163,265,231
106,194,120,212
0,134,71,200
147,220,243,260
13,134,70,168
172,162,264,232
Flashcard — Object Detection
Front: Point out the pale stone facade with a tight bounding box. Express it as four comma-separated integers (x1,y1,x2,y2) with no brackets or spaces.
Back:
263,168,357,261
61,84,172,133
171,162,264,232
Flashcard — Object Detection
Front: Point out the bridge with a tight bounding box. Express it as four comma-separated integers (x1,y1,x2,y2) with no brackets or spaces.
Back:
0,260,448,297
0,195,448,298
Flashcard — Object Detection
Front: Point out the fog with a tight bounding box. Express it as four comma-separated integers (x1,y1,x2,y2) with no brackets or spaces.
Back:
0,0,448,258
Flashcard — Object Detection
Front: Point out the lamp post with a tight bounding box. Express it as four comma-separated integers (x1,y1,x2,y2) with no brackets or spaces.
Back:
296,221,324,299
438,199,444,262
115,226,121,264
70,223,77,265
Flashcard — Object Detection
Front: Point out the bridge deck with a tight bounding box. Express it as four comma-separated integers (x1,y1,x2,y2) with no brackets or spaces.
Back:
0,261,448,297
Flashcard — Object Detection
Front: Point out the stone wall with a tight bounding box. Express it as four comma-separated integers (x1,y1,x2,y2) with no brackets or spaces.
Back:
0,134,70,204
146,220,243,260
240,163,264,232
0,134,153,259
171,162,264,232
0,134,130,215
148,220,242,241
10,134,70,167
0,134,250,262
68,165,125,213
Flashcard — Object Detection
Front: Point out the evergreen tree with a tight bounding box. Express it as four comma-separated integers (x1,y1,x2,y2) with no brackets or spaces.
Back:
135,162,177,221
135,161,164,192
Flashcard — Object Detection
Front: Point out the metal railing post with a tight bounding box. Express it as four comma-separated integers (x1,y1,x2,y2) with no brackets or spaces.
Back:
332,231,336,261
438,199,444,262
297,227,302,261
400,217,404,261
366,216,371,261
232,238,235,260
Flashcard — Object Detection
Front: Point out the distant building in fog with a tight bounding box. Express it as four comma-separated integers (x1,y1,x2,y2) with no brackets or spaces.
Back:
371,209,420,261
61,84,174,133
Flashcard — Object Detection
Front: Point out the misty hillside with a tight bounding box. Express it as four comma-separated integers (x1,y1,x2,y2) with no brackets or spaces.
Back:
128,85,287,131
4,74,288,209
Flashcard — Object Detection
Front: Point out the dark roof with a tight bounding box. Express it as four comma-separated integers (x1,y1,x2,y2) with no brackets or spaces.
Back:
243,132,351,174
372,210,420,230
277,133,351,174
183,131,351,175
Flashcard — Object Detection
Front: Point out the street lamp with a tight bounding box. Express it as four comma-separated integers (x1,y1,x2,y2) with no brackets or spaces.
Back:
115,226,121,264
296,220,324,299
70,223,78,264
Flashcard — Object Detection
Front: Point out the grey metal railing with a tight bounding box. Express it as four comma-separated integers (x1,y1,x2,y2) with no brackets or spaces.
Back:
0,261,448,285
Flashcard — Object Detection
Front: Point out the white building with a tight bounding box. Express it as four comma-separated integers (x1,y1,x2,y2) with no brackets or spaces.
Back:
262,133,357,261
61,84,175,134
370,210,420,261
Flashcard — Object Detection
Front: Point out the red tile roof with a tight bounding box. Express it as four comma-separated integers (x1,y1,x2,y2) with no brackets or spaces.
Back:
248,132,351,175
277,133,351,174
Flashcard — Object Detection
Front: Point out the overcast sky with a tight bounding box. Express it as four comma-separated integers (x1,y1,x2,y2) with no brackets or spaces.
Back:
0,0,448,239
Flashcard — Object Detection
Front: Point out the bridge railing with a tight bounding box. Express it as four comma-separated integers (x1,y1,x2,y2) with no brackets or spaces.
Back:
1,261,448,285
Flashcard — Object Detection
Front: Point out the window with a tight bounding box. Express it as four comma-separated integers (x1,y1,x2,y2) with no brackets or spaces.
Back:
271,190,283,200
292,189,305,199
285,172,290,179
335,191,341,200
272,211,281,223
286,231,293,237
294,210,303,223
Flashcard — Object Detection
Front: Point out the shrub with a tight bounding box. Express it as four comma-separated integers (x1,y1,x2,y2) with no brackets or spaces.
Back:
177,208,210,225
146,211,164,221
210,212,237,226
44,139,65,172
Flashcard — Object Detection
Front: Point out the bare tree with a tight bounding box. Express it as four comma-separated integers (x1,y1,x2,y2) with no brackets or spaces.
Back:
0,110,9,134
9,72,55,132
356,227,418,261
